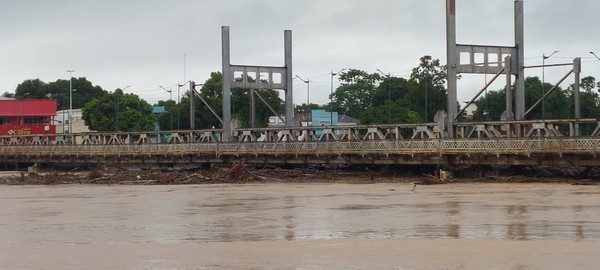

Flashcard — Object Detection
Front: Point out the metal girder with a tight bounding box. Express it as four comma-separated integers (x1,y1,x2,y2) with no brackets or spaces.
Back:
525,69,574,118
455,67,505,121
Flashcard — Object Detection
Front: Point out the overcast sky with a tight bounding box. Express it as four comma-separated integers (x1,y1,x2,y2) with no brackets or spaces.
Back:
1,0,599,107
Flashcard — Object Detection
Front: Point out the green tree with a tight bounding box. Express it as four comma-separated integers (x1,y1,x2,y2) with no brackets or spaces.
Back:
82,89,155,132
406,55,448,122
581,76,596,92
472,89,506,121
360,100,422,124
295,103,327,115
155,99,177,130
330,69,381,118
174,72,284,130
372,76,412,107
523,76,570,119
567,76,600,119
473,77,572,120
15,79,46,99
15,77,107,110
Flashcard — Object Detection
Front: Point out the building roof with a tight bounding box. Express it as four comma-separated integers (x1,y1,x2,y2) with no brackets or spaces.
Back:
338,114,360,124
0,99,57,117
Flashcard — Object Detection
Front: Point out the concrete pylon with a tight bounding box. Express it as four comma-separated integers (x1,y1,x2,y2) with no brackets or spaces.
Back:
221,26,294,142
446,0,525,137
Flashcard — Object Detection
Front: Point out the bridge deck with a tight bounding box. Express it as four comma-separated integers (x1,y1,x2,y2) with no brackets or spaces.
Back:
2,121,600,167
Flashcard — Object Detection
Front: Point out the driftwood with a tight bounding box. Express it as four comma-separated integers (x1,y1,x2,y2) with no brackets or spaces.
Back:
242,166,282,182
90,173,116,184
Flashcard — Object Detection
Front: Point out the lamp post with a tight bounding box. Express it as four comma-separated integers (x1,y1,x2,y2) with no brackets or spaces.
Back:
51,92,67,133
376,69,392,124
542,51,559,120
330,69,345,125
294,75,310,105
177,83,183,129
295,75,310,125
591,51,600,61
159,86,174,130
115,85,130,131
66,70,74,133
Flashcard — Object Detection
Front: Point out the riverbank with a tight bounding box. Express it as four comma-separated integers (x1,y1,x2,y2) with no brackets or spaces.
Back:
1,164,599,185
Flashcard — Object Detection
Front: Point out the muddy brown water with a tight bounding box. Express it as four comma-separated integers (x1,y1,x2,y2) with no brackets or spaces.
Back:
0,183,599,269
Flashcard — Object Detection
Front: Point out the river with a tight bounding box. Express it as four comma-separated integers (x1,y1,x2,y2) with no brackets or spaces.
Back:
0,183,598,269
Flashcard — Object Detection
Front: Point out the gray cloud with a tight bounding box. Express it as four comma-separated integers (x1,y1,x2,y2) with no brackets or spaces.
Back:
1,0,598,107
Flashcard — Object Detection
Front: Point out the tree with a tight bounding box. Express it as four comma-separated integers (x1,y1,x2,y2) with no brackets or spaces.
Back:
173,72,284,130
581,76,596,92
523,76,570,119
82,89,155,132
406,55,448,122
15,77,107,110
473,76,573,120
568,76,600,119
472,89,506,121
330,69,381,118
15,79,46,99
155,99,177,131
360,100,422,125
372,77,412,107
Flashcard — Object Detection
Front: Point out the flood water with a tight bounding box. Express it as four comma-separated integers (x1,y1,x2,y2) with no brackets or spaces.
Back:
0,183,599,269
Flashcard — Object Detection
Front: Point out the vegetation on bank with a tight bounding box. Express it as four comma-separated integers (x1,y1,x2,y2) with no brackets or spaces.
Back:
5,55,599,132
1,165,600,185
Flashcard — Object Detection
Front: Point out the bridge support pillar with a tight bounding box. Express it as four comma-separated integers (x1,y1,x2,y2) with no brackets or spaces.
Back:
221,26,294,142
446,0,525,137
438,168,451,182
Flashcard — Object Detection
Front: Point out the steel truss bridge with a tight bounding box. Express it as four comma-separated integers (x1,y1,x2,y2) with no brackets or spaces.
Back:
3,119,600,168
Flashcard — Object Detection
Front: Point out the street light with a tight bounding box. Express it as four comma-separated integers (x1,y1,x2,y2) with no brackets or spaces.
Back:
159,86,174,130
330,69,345,125
542,50,559,120
590,51,600,61
295,75,310,125
177,83,184,129
294,75,310,105
376,69,392,124
66,69,74,133
115,85,130,131
15,92,30,99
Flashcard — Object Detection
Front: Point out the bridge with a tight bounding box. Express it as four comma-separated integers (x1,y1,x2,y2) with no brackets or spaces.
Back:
3,1,596,171
2,119,600,168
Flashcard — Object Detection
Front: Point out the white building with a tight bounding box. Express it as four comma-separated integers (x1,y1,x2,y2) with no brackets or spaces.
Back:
55,109,91,133
462,103,478,119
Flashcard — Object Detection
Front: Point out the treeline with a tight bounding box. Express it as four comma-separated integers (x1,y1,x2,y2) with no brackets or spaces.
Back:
4,55,599,132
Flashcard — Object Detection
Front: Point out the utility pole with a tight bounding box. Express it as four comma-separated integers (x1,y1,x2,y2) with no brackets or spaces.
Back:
189,81,195,130
295,75,310,125
115,85,130,131
376,69,392,123
66,70,74,133
159,86,173,130
542,51,559,120
330,69,345,125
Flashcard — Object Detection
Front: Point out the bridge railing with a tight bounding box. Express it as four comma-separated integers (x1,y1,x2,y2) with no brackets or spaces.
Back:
2,119,599,147
2,137,600,159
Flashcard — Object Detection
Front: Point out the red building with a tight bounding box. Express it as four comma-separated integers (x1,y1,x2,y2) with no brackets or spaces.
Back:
0,99,57,136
